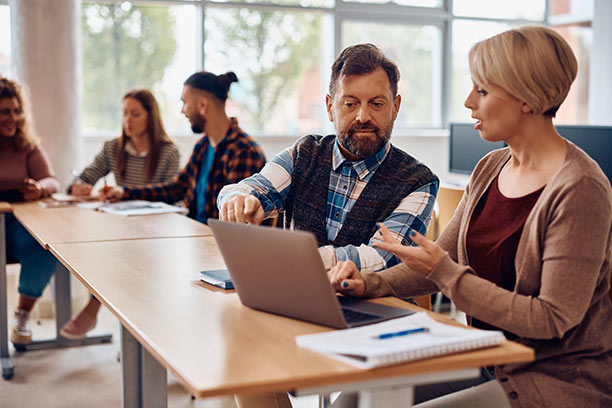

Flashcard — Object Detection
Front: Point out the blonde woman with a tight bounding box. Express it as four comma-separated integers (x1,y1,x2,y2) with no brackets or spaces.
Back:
329,26,612,407
0,76,61,346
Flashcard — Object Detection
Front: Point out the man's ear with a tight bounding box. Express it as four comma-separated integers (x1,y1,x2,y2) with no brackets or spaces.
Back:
198,95,209,116
325,94,334,122
392,94,401,121
521,102,533,114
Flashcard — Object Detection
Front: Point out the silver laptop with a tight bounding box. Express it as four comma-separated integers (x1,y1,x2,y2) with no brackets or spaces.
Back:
208,219,414,329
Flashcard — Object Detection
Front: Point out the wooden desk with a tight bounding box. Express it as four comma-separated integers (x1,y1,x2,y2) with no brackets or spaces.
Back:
0,202,14,379
2,202,211,366
50,237,534,408
12,202,212,249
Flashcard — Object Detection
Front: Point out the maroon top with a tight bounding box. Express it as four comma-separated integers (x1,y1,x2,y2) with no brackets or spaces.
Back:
466,175,543,333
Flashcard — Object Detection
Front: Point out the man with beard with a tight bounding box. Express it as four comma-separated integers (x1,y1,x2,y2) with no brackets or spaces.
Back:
218,44,438,277
101,71,266,223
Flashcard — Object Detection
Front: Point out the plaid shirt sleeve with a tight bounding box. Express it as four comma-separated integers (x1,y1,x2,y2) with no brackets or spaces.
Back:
123,143,201,204
217,146,294,218
319,180,439,272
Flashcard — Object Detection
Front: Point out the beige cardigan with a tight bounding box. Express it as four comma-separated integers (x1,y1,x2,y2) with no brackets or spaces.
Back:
363,142,612,407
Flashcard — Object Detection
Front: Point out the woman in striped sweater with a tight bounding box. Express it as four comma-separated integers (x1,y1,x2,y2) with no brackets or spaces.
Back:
69,89,180,195
60,89,180,339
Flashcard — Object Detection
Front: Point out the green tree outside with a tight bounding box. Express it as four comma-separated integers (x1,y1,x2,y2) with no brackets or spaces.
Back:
205,8,322,132
82,3,178,131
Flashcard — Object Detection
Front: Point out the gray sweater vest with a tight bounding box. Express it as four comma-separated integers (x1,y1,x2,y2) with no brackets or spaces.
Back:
284,135,438,247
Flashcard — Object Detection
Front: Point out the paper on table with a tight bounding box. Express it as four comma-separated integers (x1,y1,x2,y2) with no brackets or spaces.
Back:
95,200,188,216
51,193,99,202
77,201,105,210
38,193,101,208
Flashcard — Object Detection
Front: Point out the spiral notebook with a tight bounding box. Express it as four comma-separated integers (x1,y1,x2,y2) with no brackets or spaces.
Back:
296,312,505,369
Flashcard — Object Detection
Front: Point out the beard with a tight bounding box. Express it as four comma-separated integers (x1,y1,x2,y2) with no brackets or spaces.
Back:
336,121,392,160
189,113,206,134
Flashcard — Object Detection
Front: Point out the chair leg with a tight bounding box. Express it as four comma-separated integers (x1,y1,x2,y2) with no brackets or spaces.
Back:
433,292,443,313
450,300,457,319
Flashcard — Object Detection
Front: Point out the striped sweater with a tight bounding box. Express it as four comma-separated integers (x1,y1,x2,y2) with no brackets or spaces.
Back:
72,138,180,188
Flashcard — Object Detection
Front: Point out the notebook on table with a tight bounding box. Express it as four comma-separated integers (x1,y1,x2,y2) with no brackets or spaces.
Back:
296,312,506,369
207,219,414,329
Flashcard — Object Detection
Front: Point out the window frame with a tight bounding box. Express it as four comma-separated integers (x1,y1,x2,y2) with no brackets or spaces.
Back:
54,0,557,136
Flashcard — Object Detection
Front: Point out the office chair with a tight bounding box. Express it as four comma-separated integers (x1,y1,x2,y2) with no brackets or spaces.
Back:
432,186,465,317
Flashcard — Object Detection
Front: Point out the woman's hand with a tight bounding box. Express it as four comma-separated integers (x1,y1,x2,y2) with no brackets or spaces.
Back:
327,260,366,297
21,178,43,201
71,181,93,196
373,223,445,276
99,185,124,202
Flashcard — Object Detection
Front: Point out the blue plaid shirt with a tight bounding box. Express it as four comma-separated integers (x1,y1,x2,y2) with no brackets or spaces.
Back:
218,139,438,272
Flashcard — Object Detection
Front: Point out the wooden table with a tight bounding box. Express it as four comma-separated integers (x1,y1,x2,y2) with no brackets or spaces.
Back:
50,236,534,408
2,202,212,367
12,202,212,248
0,202,14,379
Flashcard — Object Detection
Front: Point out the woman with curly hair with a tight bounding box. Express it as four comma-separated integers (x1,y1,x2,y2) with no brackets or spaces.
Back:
0,76,61,346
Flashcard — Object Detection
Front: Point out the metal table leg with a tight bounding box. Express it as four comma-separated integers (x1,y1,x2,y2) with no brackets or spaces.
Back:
121,325,167,408
0,213,15,380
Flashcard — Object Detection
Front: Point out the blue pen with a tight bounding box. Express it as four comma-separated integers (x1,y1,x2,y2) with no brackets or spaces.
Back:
373,327,429,340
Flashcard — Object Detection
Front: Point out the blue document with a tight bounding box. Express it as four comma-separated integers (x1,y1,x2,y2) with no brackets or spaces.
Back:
200,269,234,290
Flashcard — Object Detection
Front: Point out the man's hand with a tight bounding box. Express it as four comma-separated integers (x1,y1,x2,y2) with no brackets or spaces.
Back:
99,185,124,202
71,181,93,196
220,195,265,225
327,260,366,297
21,178,43,201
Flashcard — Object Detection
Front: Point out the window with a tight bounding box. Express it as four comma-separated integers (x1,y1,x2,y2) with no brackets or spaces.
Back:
548,0,593,124
204,7,325,134
78,0,590,138
453,0,545,20
450,20,517,123
341,20,442,128
82,2,197,135
343,0,441,6
0,5,10,76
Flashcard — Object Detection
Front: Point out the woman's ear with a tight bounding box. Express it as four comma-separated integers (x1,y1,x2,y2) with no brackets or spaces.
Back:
521,102,533,114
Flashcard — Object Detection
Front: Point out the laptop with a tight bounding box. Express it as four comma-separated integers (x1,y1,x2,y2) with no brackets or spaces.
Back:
208,219,414,329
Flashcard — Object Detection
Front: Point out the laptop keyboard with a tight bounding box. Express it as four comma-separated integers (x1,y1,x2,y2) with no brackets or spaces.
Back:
342,308,380,324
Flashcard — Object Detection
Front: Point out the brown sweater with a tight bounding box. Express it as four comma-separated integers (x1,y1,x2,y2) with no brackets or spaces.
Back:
0,144,60,196
362,142,612,407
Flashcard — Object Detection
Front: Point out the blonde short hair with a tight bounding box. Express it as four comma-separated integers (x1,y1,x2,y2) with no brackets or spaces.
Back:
468,26,577,117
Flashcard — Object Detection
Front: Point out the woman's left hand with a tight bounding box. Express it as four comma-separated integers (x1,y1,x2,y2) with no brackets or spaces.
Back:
373,223,445,276
21,178,44,201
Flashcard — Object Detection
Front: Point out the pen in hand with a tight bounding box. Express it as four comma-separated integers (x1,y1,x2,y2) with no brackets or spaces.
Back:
373,327,429,340
103,177,110,203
